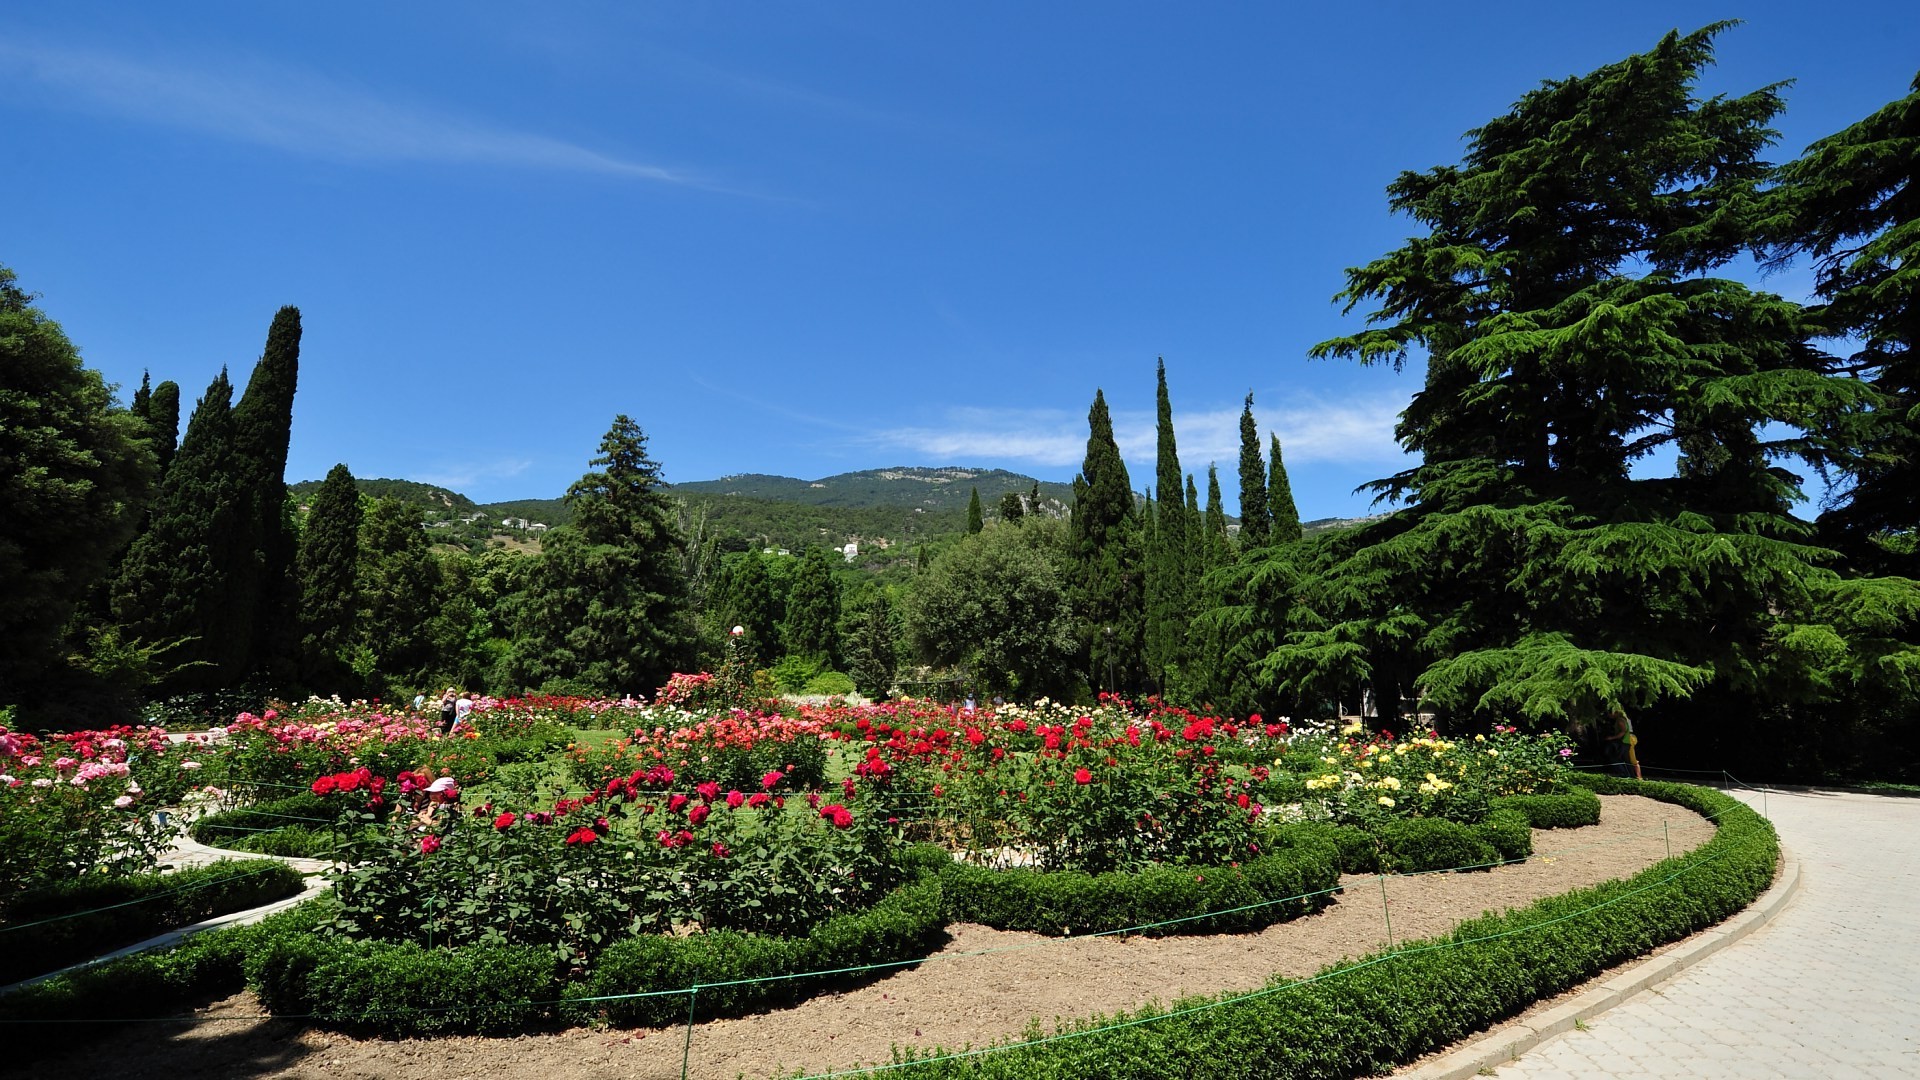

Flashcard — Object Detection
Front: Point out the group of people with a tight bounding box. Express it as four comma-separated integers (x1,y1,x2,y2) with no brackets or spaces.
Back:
409,688,474,735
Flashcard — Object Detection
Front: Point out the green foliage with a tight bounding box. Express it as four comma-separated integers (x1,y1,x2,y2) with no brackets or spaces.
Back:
939,845,1336,937
1146,360,1197,690
303,940,558,1035
567,877,947,1028
967,486,985,534
297,463,362,691
1071,389,1145,694
355,497,443,693
1237,392,1270,547
229,306,303,686
1490,788,1602,829
1268,433,1301,543
505,415,694,696
1000,490,1025,522
781,545,842,664
0,266,157,696
845,591,900,699
188,791,348,857
715,548,780,664
803,669,858,696
0,859,305,985
904,518,1079,698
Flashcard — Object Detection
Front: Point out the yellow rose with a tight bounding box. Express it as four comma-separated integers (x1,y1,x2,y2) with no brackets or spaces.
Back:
1377,796,1395,808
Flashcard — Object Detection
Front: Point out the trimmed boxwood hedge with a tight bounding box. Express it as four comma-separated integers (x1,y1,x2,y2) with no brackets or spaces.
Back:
188,793,346,858
1491,788,1603,830
868,777,1777,1079
0,859,307,985
939,842,1340,936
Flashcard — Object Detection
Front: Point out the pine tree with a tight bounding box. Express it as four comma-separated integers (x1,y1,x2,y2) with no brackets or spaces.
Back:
1069,389,1144,693
297,464,362,691
999,490,1025,523
1268,433,1302,543
1236,393,1270,547
111,370,248,689
507,415,693,695
230,307,302,684
1266,24,1915,729
0,268,157,696
1145,359,1196,690
781,545,842,665
966,487,984,534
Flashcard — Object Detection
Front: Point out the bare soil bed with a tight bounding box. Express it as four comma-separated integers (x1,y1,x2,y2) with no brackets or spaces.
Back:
8,795,1712,1080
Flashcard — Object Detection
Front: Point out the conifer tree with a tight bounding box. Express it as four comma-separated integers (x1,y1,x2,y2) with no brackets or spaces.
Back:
966,487,984,534
781,545,842,665
1765,73,1920,577
507,415,693,694
1069,389,1144,693
147,380,180,476
719,548,780,664
1145,360,1196,689
1263,24,1915,728
297,464,362,690
1236,393,1270,547
1202,465,1230,572
1268,433,1302,543
112,370,248,689
230,307,302,683
999,490,1025,523
356,497,441,691
0,268,157,695
845,591,898,699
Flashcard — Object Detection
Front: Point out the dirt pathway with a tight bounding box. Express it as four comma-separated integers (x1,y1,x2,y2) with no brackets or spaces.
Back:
6,795,1712,1080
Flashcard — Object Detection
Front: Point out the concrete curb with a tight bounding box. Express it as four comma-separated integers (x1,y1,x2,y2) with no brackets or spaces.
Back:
1395,843,1803,1080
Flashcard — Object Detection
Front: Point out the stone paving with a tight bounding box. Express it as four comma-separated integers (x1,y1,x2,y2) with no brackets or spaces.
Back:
1490,787,1920,1079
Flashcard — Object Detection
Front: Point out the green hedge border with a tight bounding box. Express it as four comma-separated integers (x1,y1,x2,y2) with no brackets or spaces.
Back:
0,859,307,986
867,777,1775,1079
188,793,347,858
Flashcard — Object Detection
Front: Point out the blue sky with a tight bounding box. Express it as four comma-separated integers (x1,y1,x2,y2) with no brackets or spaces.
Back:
3,3,1914,520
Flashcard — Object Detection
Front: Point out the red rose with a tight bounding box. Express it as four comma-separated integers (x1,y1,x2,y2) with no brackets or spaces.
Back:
710,841,730,858
668,793,689,813
688,804,710,826
746,792,770,809
725,790,745,809
1074,768,1093,785
760,770,783,790
565,827,597,845
494,812,516,830
695,781,720,801
310,775,338,796
419,835,441,854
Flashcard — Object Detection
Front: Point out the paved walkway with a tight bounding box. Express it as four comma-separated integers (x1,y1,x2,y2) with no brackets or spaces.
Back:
1490,787,1920,1079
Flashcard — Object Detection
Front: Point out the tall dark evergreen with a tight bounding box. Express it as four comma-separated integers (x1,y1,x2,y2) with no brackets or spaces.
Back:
230,307,302,683
1144,359,1196,690
1202,465,1230,573
356,497,441,691
0,267,157,698
1236,393,1270,547
1267,433,1302,543
719,549,780,664
1069,389,1144,693
1257,24,1916,734
999,490,1025,523
111,370,249,688
147,380,180,476
1765,73,1920,577
781,545,842,665
507,415,693,695
297,464,362,690
966,487,984,534
844,592,898,700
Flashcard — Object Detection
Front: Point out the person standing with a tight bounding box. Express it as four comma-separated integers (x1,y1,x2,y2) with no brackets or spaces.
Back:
453,689,474,731
437,688,457,735
1605,706,1642,780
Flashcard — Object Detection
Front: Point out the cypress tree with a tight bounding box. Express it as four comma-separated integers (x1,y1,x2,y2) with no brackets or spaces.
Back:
297,464,362,691
720,548,780,665
112,370,249,688
147,380,181,476
1069,389,1144,693
1236,393,1270,547
999,490,1025,523
1145,359,1196,689
845,591,898,700
356,497,441,692
966,487,984,534
1202,465,1230,572
231,307,302,684
781,545,842,665
130,372,152,422
1268,433,1302,543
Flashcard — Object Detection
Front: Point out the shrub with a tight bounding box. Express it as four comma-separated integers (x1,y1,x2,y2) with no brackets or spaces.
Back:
303,940,559,1035
1491,789,1602,829
802,670,858,696
0,859,306,985
188,791,343,852
938,843,1339,936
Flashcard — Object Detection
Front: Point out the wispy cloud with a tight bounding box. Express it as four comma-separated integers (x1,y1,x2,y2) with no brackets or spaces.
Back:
416,457,535,492
864,392,1413,476
0,39,697,183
